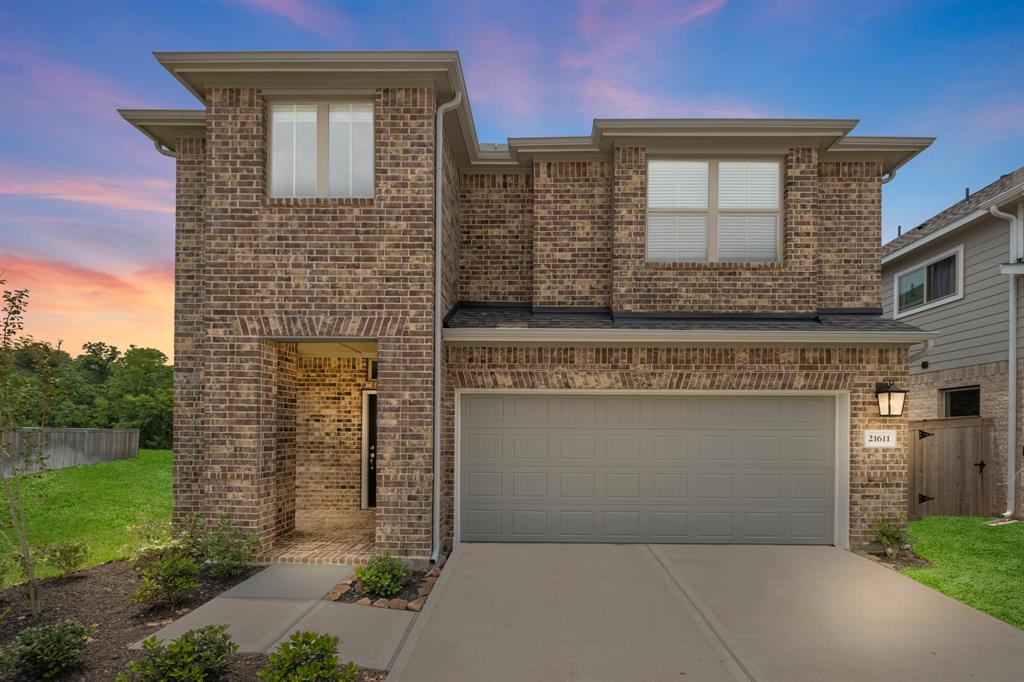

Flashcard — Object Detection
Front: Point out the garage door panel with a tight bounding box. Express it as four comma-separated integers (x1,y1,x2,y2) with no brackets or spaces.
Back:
460,395,835,544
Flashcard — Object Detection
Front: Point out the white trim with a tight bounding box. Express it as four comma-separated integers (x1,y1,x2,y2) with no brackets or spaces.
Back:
361,389,377,510
882,184,1024,265
892,244,964,319
453,388,852,550
444,328,935,345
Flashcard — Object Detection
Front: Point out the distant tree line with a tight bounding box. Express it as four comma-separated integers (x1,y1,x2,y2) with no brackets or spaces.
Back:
6,341,172,449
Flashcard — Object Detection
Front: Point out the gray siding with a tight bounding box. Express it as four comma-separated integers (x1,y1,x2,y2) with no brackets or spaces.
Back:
882,216,1010,373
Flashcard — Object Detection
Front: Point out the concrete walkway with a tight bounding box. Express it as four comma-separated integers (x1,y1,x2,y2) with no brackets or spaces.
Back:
135,565,416,671
389,544,1024,682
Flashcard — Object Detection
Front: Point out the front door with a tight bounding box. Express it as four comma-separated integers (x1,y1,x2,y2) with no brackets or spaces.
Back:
366,392,378,508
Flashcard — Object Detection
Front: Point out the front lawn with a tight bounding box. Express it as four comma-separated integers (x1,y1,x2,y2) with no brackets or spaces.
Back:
905,516,1024,629
0,449,172,585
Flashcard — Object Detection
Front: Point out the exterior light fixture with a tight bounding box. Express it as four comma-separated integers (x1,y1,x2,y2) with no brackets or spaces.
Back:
875,382,907,417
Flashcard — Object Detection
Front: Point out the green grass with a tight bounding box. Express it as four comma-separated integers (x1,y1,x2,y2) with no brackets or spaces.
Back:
904,516,1024,629
0,449,172,585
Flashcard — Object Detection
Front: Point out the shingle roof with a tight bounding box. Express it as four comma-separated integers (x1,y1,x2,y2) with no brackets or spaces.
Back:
882,166,1024,258
445,306,924,334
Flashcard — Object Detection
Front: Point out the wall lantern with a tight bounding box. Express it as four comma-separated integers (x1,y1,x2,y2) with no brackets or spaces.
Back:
875,382,907,417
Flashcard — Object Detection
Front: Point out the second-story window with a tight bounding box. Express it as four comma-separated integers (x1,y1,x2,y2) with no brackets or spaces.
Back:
647,159,781,263
270,102,374,199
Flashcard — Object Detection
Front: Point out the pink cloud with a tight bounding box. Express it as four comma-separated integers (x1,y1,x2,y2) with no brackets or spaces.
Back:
573,78,766,119
232,0,350,41
0,252,174,355
971,102,1024,138
463,29,545,120
0,43,148,119
0,170,173,213
563,0,726,70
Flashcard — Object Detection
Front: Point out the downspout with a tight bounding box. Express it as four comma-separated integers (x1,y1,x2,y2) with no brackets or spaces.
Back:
432,90,462,563
991,204,1019,518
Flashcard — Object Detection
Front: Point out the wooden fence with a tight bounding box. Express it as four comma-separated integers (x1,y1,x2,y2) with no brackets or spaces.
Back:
0,428,139,475
907,417,995,519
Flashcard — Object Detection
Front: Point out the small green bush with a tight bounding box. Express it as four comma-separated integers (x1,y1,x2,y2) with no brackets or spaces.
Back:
117,625,238,682
132,550,200,607
1,619,95,679
39,539,89,575
195,519,260,580
258,631,357,682
355,554,411,598
874,516,912,559
174,515,259,580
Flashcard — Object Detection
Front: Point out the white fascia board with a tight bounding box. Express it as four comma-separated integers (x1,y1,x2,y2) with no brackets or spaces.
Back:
443,328,936,345
883,184,1024,265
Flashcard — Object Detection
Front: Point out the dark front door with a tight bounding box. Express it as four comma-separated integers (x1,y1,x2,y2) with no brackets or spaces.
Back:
367,393,377,508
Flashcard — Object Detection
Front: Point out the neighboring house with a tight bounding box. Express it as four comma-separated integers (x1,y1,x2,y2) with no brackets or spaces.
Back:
121,51,934,566
882,167,1024,518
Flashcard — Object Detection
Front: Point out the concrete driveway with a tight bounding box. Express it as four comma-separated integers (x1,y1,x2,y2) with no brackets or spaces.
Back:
389,544,1024,682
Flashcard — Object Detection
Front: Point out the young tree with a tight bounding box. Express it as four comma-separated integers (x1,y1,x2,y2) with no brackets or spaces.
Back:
0,279,57,617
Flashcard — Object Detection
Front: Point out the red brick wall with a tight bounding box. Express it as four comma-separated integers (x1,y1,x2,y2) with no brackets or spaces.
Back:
295,357,377,517
817,161,883,310
458,173,534,303
172,137,206,524
533,160,613,308
177,86,437,559
442,345,910,548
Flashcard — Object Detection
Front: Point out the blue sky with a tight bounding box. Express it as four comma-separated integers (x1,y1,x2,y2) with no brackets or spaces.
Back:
1,0,1022,354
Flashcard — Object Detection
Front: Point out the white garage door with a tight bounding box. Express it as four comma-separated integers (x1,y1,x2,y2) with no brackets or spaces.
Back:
459,394,835,544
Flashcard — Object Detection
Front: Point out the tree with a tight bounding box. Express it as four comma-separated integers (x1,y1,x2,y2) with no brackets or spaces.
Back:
0,280,55,617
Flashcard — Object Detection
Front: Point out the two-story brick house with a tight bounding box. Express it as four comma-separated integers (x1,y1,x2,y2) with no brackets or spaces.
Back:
122,51,934,566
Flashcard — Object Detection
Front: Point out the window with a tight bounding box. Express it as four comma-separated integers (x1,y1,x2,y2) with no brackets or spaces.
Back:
647,159,780,262
269,102,374,199
894,245,964,317
943,386,980,417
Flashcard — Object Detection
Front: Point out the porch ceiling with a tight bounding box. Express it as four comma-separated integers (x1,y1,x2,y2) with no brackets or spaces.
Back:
295,341,378,358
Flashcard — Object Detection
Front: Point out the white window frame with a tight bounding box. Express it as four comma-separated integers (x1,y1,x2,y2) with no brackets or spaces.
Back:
267,100,375,199
893,244,965,319
646,157,783,263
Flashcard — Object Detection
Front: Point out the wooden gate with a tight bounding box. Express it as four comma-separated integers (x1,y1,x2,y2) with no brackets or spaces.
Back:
907,417,994,519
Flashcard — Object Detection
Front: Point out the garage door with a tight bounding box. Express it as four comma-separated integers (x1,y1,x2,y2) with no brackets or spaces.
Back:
459,394,835,544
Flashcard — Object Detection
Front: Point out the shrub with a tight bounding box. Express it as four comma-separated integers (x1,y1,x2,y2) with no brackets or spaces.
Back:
132,550,200,607
355,554,411,598
194,519,260,580
0,552,22,585
173,515,259,580
39,539,89,575
258,631,358,682
874,516,912,559
1,619,95,679
117,625,238,682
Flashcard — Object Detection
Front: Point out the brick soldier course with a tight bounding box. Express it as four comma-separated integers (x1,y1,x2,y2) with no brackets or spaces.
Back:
123,51,934,564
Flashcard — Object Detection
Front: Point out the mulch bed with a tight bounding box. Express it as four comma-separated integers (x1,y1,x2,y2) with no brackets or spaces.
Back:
337,569,428,605
0,561,384,681
857,549,932,571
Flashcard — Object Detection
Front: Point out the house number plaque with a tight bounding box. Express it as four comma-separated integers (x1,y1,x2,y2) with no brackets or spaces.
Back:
864,429,897,448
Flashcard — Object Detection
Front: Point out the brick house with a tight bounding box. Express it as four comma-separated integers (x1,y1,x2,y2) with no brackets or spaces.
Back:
882,167,1024,518
122,51,934,567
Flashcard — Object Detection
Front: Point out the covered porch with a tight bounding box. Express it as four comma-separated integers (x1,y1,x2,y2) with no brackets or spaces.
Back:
263,339,380,565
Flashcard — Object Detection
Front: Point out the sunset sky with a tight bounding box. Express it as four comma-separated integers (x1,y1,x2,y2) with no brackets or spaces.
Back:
1,0,1022,359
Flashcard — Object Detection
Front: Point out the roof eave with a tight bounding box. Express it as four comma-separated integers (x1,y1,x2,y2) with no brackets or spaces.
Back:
118,109,206,152
882,182,1024,265
443,328,936,346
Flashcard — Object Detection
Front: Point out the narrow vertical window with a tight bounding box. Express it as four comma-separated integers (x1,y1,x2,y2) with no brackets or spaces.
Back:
646,161,709,261
270,104,317,197
329,103,374,198
717,161,780,262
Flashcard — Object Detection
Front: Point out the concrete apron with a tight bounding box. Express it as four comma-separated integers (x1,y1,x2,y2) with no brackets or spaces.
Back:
389,544,1024,682
389,544,750,682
